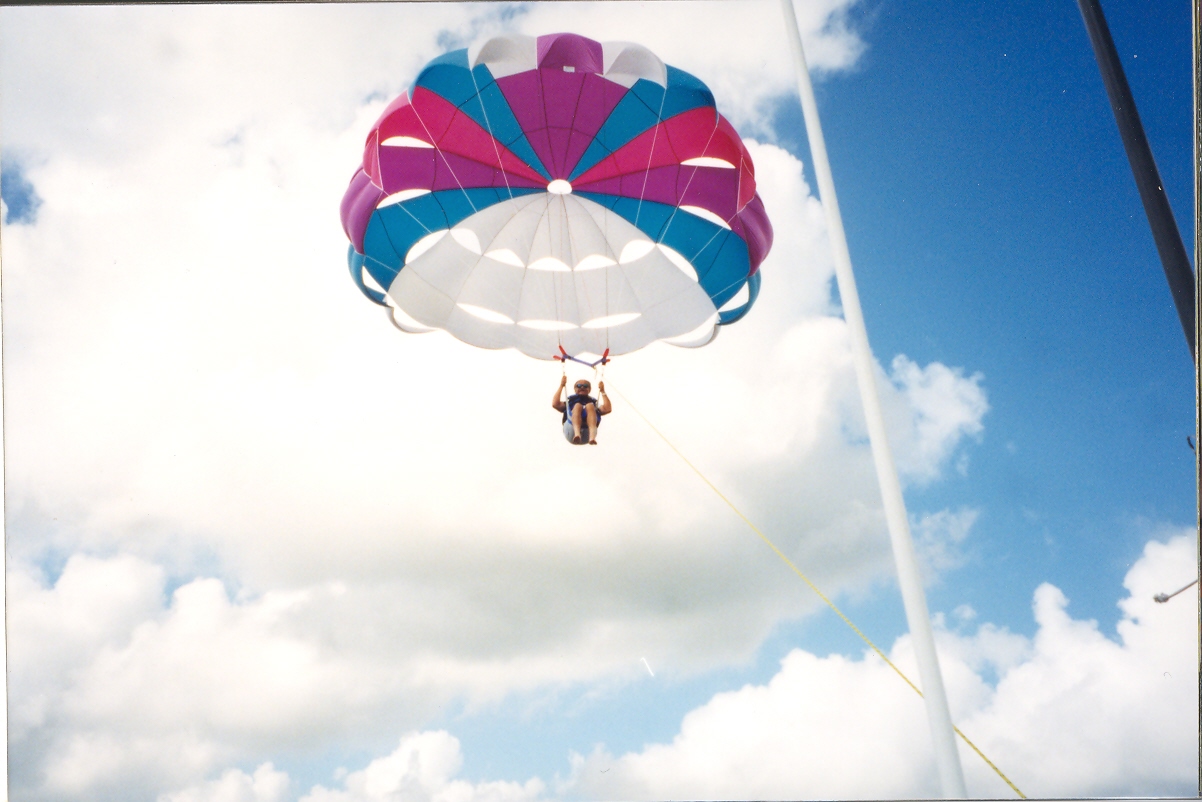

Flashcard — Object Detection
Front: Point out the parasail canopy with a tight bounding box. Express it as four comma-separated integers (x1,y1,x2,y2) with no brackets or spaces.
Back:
341,32,773,361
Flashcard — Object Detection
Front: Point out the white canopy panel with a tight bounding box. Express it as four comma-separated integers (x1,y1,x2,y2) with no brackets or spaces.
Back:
387,192,719,359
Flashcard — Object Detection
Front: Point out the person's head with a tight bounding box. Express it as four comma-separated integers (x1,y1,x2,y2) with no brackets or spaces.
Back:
574,380,591,394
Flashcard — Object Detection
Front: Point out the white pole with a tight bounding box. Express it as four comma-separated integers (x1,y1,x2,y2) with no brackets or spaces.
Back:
778,0,968,797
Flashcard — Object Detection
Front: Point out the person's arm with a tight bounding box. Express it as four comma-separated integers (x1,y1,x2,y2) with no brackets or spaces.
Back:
597,380,612,415
552,375,567,412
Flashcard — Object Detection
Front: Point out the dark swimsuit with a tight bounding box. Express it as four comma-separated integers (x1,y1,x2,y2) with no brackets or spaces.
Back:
563,393,599,424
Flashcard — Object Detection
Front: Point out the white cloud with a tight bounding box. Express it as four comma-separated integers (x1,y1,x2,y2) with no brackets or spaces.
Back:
136,533,1198,802
1,0,982,676
6,555,398,801
912,506,979,582
513,0,866,135
0,4,486,161
1,3,1001,799
0,0,860,165
560,533,1199,799
882,355,988,483
298,732,543,802
7,554,166,743
951,531,1200,796
159,764,291,802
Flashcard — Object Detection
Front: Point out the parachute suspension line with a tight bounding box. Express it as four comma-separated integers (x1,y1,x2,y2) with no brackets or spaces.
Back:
394,199,435,236
411,102,479,214
657,116,725,243
540,193,564,355
614,386,1027,800
605,285,611,355
560,192,588,341
467,66,517,203
679,208,730,268
553,267,563,353
595,348,609,390
650,118,732,317
604,242,611,356
633,85,672,229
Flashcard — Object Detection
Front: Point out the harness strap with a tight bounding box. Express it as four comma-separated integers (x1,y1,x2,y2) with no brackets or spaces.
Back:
553,346,610,369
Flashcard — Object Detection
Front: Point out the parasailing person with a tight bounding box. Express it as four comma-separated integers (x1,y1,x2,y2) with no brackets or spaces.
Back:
553,376,611,445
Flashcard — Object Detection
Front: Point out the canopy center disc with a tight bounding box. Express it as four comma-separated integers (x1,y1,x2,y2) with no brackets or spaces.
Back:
547,179,573,195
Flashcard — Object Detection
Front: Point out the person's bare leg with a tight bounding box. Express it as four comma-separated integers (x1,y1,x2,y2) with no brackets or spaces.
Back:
571,403,583,443
586,403,599,444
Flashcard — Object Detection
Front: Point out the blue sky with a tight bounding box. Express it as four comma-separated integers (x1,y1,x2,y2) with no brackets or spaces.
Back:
810,0,1196,637
1,2,1196,800
791,0,1195,607
0,161,41,225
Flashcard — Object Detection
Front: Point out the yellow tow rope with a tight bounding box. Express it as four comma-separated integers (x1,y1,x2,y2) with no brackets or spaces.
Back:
614,386,1026,799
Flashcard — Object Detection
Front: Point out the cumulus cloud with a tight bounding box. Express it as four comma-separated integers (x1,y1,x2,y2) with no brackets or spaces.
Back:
882,355,988,484
912,506,979,582
951,532,1199,797
561,533,1199,800
1,0,980,674
513,0,865,136
130,534,1199,802
0,3,487,161
159,764,290,802
1,2,1003,799
158,735,542,802
299,731,543,802
7,555,398,801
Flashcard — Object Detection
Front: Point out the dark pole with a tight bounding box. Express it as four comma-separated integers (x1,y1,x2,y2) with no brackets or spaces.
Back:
1076,0,1196,361
1193,0,1201,795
